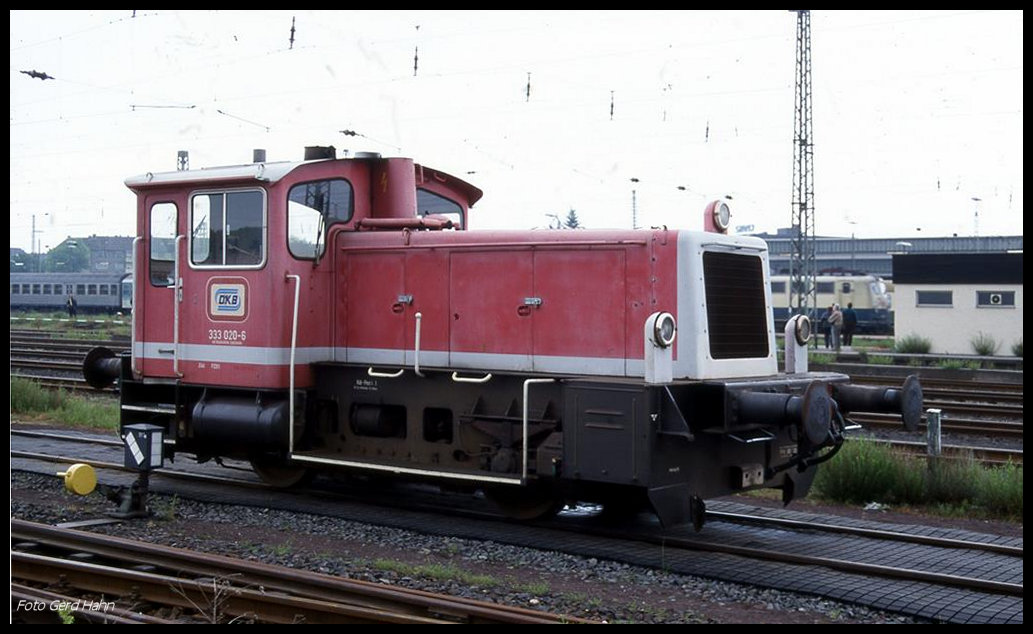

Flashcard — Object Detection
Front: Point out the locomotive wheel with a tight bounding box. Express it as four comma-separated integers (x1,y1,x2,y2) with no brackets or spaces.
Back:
250,457,313,488
485,484,565,521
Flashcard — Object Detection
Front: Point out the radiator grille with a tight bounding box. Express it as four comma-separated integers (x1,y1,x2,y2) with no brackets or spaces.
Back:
702,251,769,359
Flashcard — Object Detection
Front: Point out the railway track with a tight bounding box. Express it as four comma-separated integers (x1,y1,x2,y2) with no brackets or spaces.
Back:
11,520,593,624
10,432,1022,624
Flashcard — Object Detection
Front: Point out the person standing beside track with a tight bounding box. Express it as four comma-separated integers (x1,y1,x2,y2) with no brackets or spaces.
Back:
828,303,843,351
66,294,78,319
822,305,833,348
842,302,858,347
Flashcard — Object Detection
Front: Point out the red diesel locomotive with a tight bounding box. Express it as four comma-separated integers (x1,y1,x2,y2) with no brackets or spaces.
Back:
85,147,921,528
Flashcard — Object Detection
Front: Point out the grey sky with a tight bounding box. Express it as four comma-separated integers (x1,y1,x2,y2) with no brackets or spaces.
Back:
10,10,1023,254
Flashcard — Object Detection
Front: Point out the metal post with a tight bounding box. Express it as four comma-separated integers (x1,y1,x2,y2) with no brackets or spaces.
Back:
926,408,942,457
630,177,640,230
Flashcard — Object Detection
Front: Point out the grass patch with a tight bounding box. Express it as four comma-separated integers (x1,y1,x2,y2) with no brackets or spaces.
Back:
514,580,551,595
10,377,119,430
372,559,499,587
937,359,981,370
850,336,895,351
11,310,130,340
813,439,1022,521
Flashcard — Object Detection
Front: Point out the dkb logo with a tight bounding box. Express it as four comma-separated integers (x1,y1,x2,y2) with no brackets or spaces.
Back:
209,283,246,318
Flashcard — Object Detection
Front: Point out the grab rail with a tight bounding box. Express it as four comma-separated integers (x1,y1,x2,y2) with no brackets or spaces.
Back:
286,273,300,451
451,372,492,384
173,234,185,377
368,367,405,378
413,312,425,377
522,378,556,481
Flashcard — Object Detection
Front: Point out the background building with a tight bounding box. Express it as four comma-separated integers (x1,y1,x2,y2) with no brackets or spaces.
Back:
754,228,1022,279
892,253,1022,355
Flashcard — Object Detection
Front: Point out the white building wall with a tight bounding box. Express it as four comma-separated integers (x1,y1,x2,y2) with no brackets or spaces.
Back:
895,283,1023,354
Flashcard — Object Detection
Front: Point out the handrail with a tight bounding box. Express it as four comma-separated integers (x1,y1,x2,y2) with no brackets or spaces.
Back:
130,236,142,378
522,379,556,482
285,274,301,452
413,312,425,377
368,367,405,378
173,234,185,377
451,372,492,384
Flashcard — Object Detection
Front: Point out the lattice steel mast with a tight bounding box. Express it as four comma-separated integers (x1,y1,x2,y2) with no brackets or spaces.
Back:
789,10,817,328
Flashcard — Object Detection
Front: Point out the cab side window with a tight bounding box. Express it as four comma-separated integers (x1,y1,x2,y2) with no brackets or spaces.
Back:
191,190,266,267
150,202,178,287
417,188,464,229
288,179,353,259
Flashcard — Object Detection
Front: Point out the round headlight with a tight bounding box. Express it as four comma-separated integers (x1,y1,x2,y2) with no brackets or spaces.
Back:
653,312,677,348
794,314,812,346
713,201,731,231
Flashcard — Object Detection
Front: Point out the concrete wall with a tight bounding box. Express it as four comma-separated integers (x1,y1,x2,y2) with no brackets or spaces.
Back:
894,283,1023,355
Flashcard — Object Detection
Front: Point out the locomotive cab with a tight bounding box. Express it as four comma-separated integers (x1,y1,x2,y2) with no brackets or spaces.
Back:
86,147,922,530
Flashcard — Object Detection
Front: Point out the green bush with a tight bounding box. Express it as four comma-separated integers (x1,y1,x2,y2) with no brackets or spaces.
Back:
975,461,1023,518
813,439,1022,520
925,453,980,504
1012,337,1023,357
970,332,1000,356
894,334,932,354
813,439,922,504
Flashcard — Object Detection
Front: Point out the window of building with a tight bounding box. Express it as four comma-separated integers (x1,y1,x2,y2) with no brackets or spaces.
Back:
976,290,1015,307
191,190,265,267
287,179,353,259
770,281,786,293
150,202,178,287
916,290,952,306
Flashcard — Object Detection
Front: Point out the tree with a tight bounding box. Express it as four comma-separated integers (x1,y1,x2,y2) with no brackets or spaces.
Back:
563,208,581,229
44,240,90,272
10,250,33,272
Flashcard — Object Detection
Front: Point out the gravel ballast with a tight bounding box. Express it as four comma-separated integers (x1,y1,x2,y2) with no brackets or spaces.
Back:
11,470,924,624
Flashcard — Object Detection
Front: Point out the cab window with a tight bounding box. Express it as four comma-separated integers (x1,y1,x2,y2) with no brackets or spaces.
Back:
191,190,265,267
288,179,353,259
417,188,464,229
150,202,178,287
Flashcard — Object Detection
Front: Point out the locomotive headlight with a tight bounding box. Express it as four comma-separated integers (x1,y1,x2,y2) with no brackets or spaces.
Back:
713,201,731,231
793,314,812,346
652,312,677,348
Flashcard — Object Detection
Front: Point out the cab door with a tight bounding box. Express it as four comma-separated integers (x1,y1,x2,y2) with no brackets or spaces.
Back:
137,199,182,378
